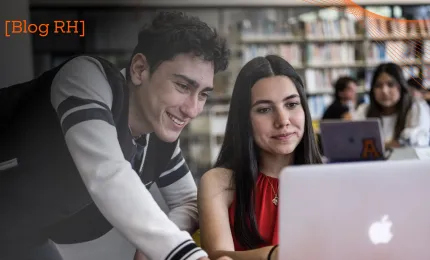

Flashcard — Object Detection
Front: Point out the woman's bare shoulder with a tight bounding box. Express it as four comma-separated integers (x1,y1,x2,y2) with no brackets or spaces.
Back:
199,167,235,206
200,167,234,190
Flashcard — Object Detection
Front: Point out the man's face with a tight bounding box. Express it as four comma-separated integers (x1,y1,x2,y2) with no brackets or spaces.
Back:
130,53,214,142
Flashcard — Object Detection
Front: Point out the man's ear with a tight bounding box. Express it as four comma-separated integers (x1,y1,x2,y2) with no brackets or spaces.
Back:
129,53,150,86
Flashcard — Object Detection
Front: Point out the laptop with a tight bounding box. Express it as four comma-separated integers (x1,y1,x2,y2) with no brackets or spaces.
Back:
319,119,386,163
279,159,430,260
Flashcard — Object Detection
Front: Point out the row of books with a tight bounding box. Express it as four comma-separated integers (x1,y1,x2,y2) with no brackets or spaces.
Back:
423,65,430,89
305,68,355,94
308,95,334,120
366,18,430,38
425,41,430,62
402,66,422,80
366,41,421,65
240,10,302,39
306,43,359,65
241,44,303,68
242,42,427,68
304,18,360,39
241,20,430,41
242,44,359,68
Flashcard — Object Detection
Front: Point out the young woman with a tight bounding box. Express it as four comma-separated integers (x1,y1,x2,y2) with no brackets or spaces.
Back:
322,76,358,120
197,55,322,260
354,63,430,148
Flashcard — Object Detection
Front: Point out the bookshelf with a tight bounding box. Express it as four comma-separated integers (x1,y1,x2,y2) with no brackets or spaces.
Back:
235,5,430,121
29,3,430,175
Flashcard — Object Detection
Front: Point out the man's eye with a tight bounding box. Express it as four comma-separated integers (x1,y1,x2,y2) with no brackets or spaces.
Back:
177,83,188,89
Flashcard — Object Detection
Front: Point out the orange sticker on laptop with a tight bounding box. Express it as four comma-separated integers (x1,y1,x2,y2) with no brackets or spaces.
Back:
361,138,382,159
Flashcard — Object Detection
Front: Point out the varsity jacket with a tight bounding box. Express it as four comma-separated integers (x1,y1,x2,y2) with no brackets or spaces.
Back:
0,56,205,260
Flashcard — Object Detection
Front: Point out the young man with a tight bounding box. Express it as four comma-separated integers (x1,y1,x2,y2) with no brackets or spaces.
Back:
0,11,230,260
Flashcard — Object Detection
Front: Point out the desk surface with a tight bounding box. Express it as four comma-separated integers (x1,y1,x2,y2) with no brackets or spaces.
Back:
321,147,420,163
389,147,419,161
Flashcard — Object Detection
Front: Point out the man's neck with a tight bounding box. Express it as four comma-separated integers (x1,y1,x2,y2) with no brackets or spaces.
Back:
128,84,153,137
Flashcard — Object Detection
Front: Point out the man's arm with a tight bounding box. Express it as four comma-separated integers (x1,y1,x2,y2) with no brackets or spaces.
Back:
156,140,199,233
50,56,207,260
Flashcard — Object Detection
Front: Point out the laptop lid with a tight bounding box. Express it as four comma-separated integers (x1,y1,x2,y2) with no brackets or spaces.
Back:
279,159,430,260
319,119,385,162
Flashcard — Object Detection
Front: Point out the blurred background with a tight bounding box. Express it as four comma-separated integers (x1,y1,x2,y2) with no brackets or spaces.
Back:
2,0,430,180
1,0,430,259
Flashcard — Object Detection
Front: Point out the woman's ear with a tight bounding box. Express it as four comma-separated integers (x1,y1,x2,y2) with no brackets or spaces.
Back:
129,53,150,86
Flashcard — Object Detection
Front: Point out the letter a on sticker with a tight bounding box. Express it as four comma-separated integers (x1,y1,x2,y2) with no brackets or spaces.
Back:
361,138,382,159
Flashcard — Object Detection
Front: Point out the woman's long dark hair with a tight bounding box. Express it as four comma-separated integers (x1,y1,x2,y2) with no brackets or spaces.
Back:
214,55,322,249
366,62,413,140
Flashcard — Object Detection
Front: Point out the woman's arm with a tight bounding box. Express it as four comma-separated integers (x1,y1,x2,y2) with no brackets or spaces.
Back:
198,168,278,260
401,100,430,146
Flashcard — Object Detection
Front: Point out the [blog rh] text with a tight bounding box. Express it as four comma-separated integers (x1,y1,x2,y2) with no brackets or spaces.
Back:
5,20,85,37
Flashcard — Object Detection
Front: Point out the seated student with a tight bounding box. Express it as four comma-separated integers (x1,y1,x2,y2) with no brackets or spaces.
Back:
353,63,430,148
197,55,322,260
408,77,430,108
322,76,358,120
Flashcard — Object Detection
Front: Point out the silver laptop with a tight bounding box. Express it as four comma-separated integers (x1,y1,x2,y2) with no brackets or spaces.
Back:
279,159,430,260
319,119,385,163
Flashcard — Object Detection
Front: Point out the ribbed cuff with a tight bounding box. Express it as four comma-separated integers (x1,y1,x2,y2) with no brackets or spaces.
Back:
164,239,207,260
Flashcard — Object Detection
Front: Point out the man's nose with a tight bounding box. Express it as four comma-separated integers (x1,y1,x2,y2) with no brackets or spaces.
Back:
180,95,201,119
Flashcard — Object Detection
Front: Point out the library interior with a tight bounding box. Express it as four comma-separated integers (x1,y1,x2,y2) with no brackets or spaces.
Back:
1,0,430,259
21,1,430,175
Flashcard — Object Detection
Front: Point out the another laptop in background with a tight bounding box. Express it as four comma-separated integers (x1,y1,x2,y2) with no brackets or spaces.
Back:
319,118,385,163
279,159,430,260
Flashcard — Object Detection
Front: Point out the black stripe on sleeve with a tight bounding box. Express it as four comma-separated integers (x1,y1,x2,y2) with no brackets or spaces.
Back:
156,159,189,188
165,240,200,260
165,151,183,169
181,248,201,260
57,96,111,120
61,108,115,134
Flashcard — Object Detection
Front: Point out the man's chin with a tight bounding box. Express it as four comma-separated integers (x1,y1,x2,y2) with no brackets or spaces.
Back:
155,129,181,143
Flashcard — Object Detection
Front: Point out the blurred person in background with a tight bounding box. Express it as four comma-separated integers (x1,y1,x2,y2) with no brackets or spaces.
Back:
354,63,430,149
197,55,322,260
322,76,358,120
408,77,430,107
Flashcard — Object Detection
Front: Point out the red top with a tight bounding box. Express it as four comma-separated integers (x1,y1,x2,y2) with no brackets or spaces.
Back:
228,173,279,250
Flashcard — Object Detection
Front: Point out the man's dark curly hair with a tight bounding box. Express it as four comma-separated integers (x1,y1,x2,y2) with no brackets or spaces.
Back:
127,11,230,78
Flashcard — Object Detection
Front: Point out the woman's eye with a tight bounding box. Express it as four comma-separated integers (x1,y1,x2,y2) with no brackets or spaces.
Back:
287,102,300,108
257,108,271,113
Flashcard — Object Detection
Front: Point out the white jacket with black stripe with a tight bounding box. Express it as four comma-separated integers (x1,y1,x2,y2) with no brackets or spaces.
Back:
0,55,206,260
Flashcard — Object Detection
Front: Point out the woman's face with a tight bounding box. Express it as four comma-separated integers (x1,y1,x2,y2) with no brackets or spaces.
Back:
250,76,305,156
339,81,358,102
373,72,401,109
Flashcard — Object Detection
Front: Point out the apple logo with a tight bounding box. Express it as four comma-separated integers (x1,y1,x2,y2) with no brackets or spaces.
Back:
368,215,393,245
